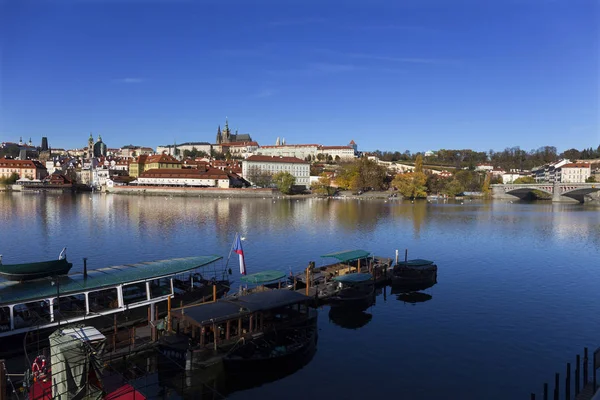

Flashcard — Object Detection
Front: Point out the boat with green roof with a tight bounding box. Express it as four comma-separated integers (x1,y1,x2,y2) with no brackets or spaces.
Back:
0,255,228,355
0,248,72,281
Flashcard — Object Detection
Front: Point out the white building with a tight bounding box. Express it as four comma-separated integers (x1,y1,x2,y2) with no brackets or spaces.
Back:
559,163,591,183
317,145,355,161
257,144,319,160
242,155,310,188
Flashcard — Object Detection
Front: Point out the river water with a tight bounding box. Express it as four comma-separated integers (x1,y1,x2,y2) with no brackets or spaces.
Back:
1,192,599,399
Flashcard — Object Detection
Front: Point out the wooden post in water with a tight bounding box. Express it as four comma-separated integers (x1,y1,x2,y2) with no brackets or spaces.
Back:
212,284,217,302
584,347,589,385
305,266,310,296
543,383,548,400
395,249,399,264
576,354,581,396
167,296,172,332
566,362,571,400
405,249,408,263
113,314,117,350
0,359,6,400
531,394,535,400
554,373,559,400
594,348,598,395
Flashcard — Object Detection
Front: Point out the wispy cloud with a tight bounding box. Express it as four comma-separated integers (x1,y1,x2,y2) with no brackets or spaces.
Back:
269,17,326,27
268,62,360,77
114,77,143,84
255,88,278,98
315,49,459,65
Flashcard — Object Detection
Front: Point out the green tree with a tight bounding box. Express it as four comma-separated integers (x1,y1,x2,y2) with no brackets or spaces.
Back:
272,171,296,194
586,176,596,183
392,172,427,199
514,176,536,184
444,179,465,197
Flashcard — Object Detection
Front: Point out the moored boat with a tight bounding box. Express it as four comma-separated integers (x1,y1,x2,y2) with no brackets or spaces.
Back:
0,252,73,281
159,289,318,371
391,258,438,288
0,255,227,356
322,272,375,307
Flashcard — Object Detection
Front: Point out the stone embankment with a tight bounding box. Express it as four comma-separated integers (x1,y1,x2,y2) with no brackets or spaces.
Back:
106,186,280,198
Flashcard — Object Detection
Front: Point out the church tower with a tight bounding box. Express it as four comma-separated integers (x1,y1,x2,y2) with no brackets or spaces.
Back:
223,118,231,143
87,133,94,159
216,125,222,144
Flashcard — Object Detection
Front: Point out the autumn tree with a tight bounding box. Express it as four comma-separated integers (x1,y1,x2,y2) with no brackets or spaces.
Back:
311,173,335,196
514,176,535,184
481,173,491,197
272,171,296,194
392,172,427,199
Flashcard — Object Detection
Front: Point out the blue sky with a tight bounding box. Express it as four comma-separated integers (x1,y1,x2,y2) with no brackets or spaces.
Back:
1,0,598,154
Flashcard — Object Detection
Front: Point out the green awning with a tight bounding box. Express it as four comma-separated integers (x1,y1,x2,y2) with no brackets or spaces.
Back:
320,250,371,263
240,270,286,285
0,255,222,306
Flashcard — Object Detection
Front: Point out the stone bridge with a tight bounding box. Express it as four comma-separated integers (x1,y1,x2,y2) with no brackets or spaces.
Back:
491,183,600,203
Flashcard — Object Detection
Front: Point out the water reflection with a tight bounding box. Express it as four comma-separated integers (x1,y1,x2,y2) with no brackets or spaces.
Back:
396,291,433,304
328,295,376,330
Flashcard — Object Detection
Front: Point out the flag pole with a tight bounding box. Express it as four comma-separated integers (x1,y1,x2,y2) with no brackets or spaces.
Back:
224,232,238,271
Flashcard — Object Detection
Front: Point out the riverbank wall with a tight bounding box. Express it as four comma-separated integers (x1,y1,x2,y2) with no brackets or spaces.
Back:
106,186,280,198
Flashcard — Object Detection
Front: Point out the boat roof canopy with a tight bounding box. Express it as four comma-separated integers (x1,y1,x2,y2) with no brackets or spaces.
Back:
240,270,286,285
321,250,370,263
0,256,222,306
397,259,435,267
332,273,373,283
175,290,311,325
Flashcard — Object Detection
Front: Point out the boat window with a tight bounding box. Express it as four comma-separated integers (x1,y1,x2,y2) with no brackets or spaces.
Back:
0,307,10,332
123,283,148,305
89,288,119,312
149,278,172,298
57,294,86,319
13,301,52,328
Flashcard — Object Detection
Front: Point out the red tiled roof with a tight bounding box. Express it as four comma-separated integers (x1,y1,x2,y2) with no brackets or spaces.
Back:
349,140,356,145
561,163,590,168
140,167,229,179
221,141,259,147
245,155,308,164
0,158,45,169
145,154,180,164
319,145,352,150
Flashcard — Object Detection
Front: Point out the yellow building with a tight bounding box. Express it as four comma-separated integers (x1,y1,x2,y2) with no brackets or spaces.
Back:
129,154,181,178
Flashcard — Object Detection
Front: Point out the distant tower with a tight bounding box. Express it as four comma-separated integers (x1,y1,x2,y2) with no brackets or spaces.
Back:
41,137,49,151
282,138,286,145
87,133,94,159
19,137,23,146
223,118,231,143
28,137,32,146
216,125,222,144
276,137,280,146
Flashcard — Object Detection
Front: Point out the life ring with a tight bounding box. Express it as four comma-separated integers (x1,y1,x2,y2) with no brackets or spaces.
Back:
32,355,48,381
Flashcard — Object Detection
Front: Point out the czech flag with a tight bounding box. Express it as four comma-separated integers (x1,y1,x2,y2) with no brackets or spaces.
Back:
233,233,247,275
